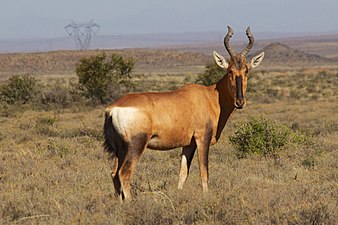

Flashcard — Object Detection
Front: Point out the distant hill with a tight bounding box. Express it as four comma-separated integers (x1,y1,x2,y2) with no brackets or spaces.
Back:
0,42,337,79
251,42,336,68
0,49,210,77
169,33,338,60
1,32,338,57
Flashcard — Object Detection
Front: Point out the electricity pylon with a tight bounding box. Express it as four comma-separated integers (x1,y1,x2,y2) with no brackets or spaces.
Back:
65,20,100,50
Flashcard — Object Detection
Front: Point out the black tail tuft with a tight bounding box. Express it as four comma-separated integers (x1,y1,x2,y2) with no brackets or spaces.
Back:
103,111,117,159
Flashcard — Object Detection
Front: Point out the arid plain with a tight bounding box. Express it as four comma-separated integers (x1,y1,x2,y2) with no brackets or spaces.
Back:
0,35,337,224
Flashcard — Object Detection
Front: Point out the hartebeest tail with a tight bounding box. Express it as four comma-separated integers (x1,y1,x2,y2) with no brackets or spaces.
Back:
103,26,265,202
103,112,117,158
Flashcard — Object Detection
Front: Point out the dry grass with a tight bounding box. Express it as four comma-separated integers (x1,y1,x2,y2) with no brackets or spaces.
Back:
0,97,337,224
247,69,338,104
0,49,337,224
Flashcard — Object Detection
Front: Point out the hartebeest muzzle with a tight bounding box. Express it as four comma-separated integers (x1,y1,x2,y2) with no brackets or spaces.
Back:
235,76,245,109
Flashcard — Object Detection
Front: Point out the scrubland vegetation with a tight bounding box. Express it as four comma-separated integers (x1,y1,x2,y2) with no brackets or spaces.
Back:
0,51,337,224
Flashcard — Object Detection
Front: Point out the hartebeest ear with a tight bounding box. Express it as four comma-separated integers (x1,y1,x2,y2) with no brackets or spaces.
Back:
213,51,229,69
249,52,265,69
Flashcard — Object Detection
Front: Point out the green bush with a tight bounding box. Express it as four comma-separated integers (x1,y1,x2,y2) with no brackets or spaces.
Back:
196,62,225,86
229,117,306,158
75,53,135,104
0,75,41,104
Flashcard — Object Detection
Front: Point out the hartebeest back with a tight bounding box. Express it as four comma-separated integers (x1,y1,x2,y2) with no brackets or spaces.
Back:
104,26,265,201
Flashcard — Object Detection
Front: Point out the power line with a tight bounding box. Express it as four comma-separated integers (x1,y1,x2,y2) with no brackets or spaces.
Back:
65,20,100,50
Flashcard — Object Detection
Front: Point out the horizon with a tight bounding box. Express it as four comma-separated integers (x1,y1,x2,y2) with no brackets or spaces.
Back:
2,30,338,54
2,29,338,42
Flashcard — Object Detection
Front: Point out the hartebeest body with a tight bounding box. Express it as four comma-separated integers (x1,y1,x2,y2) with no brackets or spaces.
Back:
104,26,264,201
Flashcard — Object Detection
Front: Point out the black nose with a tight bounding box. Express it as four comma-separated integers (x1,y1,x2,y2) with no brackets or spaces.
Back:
235,99,245,109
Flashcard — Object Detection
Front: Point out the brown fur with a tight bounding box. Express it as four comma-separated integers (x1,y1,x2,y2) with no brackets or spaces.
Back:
103,70,249,201
103,28,263,201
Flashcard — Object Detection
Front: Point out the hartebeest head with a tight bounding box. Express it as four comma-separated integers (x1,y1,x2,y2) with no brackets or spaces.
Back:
213,26,265,109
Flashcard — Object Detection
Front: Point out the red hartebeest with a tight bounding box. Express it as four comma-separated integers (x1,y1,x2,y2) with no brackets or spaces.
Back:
104,26,265,201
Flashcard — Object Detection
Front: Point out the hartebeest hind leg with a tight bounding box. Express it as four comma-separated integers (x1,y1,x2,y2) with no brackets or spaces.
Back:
111,147,127,202
111,157,119,199
111,157,118,179
117,134,148,201
178,143,196,189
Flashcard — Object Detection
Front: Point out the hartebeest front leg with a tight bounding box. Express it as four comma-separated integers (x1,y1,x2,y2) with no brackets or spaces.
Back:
178,144,196,189
195,133,211,193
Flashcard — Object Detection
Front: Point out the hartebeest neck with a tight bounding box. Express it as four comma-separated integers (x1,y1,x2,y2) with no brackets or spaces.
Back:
214,75,235,112
211,75,236,140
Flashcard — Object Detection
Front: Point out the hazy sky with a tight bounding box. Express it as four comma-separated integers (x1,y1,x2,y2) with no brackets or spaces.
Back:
0,0,337,39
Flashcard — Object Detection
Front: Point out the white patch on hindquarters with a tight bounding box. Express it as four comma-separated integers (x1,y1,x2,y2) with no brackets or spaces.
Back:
108,107,140,138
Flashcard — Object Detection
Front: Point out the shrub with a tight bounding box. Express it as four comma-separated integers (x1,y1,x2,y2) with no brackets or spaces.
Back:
0,75,41,104
229,117,305,158
75,53,135,104
41,83,73,108
196,62,225,86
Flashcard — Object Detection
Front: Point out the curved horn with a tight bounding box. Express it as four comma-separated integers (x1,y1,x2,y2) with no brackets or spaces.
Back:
241,27,254,57
224,26,236,58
